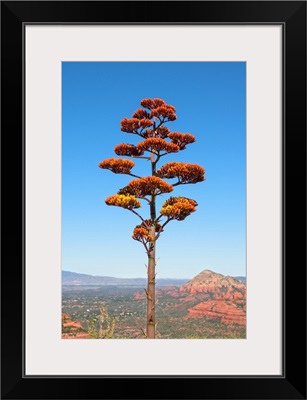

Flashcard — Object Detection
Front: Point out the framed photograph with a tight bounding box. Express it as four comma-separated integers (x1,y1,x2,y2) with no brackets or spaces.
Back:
1,1,306,399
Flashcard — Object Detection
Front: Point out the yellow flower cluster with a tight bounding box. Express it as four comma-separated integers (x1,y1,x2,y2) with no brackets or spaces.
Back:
160,197,197,220
105,194,141,209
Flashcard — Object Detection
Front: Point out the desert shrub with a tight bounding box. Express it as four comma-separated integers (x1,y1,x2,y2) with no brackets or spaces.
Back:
86,304,116,339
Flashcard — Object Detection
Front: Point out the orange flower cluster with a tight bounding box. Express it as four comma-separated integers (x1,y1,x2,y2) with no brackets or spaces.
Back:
140,119,154,128
132,108,150,120
156,126,171,138
128,176,174,197
132,219,162,244
168,132,196,150
98,158,135,174
140,98,166,110
120,99,177,138
137,138,179,154
114,143,144,157
151,105,177,121
160,196,198,221
156,162,205,184
132,227,154,244
140,98,176,121
117,186,136,196
105,194,141,209
120,117,153,133
120,118,139,132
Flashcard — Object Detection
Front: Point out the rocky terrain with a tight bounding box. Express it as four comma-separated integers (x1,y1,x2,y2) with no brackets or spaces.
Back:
62,313,91,338
187,299,246,325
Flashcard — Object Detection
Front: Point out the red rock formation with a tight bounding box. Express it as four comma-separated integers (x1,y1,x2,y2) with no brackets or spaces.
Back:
133,270,247,327
180,269,246,297
134,292,145,300
62,313,91,339
187,300,246,326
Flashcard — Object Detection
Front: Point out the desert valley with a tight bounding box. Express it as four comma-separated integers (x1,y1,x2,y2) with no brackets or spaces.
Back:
62,269,246,339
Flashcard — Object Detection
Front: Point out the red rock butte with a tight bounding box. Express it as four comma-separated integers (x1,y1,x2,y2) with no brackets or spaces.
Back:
180,269,246,295
180,269,246,326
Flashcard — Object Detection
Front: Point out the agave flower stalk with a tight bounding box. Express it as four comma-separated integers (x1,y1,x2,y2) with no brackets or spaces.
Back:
99,98,205,338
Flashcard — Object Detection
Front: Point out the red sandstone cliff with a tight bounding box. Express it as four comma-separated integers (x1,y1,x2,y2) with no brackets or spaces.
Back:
187,299,246,325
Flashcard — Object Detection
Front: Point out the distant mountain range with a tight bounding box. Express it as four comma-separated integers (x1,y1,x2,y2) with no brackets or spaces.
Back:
62,271,189,287
62,270,246,286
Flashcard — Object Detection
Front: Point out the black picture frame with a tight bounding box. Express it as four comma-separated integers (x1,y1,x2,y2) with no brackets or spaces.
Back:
1,1,306,399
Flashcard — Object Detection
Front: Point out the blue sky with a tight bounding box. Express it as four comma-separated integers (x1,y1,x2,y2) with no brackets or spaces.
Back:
62,62,246,279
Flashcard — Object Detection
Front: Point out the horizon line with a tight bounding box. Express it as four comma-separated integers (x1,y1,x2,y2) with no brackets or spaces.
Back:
62,269,246,279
